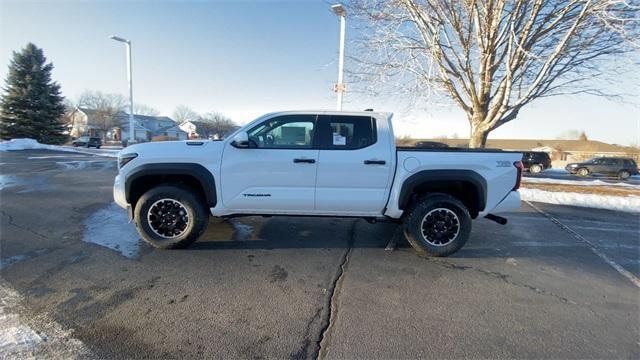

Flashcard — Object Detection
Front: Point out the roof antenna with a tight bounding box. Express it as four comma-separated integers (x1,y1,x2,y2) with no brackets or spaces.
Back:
364,108,374,111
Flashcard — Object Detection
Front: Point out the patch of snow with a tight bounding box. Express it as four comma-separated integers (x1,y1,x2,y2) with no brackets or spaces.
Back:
0,138,45,151
0,249,49,270
0,282,89,359
521,188,640,213
0,174,50,193
27,155,92,159
56,160,115,171
522,177,640,188
0,138,119,158
229,219,254,240
0,175,20,191
83,202,141,259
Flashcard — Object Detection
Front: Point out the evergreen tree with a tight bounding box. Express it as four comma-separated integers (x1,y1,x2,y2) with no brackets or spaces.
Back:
0,43,67,144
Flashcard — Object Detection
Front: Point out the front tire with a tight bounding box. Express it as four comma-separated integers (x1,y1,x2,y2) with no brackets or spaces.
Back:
577,168,590,177
134,185,209,249
402,193,472,257
529,164,543,174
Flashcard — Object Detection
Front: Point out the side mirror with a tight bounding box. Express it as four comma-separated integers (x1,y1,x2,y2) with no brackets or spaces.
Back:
231,131,249,148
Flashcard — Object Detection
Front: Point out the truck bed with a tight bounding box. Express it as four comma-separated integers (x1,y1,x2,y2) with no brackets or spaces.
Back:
397,146,521,153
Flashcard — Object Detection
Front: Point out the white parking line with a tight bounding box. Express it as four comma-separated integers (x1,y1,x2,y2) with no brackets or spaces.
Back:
569,225,640,234
526,201,640,288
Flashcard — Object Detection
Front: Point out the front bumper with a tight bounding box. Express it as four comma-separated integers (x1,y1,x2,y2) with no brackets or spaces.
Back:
113,174,128,209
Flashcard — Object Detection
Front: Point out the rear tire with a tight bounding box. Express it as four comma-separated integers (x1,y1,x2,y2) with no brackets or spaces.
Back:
134,185,209,249
402,193,472,257
619,170,631,180
577,168,590,177
529,164,543,174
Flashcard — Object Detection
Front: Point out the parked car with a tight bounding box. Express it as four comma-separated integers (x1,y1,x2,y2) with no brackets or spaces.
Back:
72,136,102,148
113,111,523,257
565,157,638,180
521,151,552,174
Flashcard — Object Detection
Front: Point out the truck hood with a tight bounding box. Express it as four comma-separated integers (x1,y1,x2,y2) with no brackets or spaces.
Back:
120,140,224,167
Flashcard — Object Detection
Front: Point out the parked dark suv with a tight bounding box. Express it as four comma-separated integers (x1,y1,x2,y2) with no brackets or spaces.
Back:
565,157,638,180
72,136,102,148
521,151,552,174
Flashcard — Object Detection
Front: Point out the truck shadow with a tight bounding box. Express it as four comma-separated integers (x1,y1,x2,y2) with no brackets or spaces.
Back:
187,215,547,259
188,216,396,250
188,213,621,264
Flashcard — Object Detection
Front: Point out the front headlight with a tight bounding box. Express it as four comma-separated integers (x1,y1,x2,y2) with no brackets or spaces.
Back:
118,153,138,169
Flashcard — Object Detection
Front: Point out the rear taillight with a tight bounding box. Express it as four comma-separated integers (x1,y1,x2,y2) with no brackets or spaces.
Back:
513,161,523,190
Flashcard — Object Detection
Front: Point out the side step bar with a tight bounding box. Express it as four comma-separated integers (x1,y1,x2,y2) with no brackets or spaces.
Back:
485,214,508,225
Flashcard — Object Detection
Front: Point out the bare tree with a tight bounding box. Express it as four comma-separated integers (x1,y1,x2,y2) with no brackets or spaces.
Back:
173,105,199,123
134,103,160,116
348,0,638,147
77,90,126,139
193,112,238,139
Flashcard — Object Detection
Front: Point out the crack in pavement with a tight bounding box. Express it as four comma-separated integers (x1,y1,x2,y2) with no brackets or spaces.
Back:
425,258,577,305
1,209,51,240
315,220,356,360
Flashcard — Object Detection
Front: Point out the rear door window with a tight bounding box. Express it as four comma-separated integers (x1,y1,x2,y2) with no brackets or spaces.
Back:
318,115,376,150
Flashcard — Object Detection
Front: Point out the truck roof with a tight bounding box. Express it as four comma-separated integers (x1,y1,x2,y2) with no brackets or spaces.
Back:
263,110,393,118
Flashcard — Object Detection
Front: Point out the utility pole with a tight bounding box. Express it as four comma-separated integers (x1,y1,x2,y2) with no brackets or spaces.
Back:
332,4,346,111
110,35,135,144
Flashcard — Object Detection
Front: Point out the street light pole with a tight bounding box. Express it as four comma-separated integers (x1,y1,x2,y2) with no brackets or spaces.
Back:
332,4,346,111
110,35,135,144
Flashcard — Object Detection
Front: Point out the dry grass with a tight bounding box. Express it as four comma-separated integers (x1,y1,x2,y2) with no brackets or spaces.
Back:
522,183,640,197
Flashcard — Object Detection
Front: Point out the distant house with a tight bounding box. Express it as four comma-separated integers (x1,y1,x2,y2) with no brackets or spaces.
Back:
178,120,199,139
68,107,187,142
110,114,187,142
415,138,639,167
67,108,109,139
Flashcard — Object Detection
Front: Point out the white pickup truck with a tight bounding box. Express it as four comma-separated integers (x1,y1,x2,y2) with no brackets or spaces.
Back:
114,110,522,257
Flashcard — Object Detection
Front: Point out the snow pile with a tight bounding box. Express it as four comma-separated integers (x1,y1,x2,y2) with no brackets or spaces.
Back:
523,177,640,188
0,138,119,158
0,282,89,359
83,202,141,258
0,138,49,151
521,188,640,213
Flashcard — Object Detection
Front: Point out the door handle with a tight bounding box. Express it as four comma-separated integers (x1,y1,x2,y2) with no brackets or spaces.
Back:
364,160,386,165
293,158,316,164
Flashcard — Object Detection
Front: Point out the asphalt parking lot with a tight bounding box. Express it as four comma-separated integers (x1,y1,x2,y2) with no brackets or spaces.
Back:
1,149,639,359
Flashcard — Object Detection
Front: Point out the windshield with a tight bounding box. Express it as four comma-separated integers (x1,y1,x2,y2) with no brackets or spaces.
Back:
224,112,276,140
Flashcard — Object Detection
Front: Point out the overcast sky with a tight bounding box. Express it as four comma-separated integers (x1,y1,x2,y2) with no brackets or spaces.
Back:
1,0,638,145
